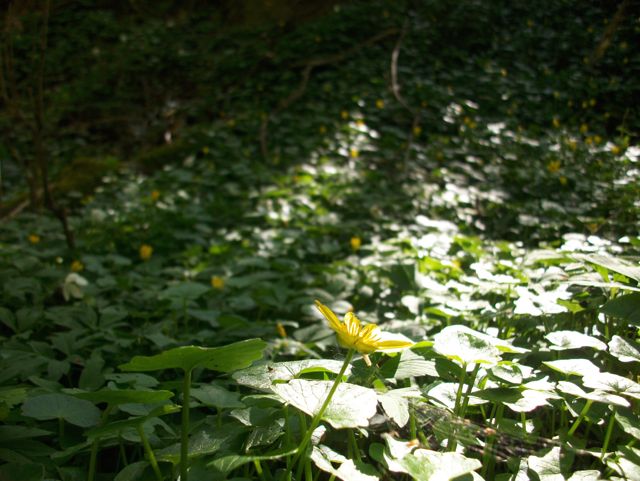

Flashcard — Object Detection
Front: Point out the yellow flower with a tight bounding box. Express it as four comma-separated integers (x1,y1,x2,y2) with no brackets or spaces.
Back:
413,126,422,137
559,176,568,186
28,234,41,244
552,118,561,128
547,160,561,174
611,145,621,155
139,244,153,261
341,110,349,120
70,260,84,272
151,190,160,201
350,236,361,250
315,300,413,366
202,146,210,155
319,125,327,134
580,123,589,134
375,99,385,109
593,135,602,145
211,275,225,290
349,148,359,158
355,119,365,127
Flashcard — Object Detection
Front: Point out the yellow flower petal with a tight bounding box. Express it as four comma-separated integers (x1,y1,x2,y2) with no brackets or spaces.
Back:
315,300,342,332
315,300,414,358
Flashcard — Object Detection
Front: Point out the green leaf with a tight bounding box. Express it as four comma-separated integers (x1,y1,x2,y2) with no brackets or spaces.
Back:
390,350,438,379
608,446,640,480
609,336,640,364
157,423,245,464
378,388,422,428
546,331,607,351
574,254,640,282
526,446,567,481
383,434,481,480
114,461,148,481
556,381,629,407
119,338,266,373
208,447,297,473
272,380,378,429
22,394,101,427
0,426,51,441
542,359,600,377
424,382,486,411
233,359,350,392
73,389,174,405
601,293,640,324
190,384,244,409
78,354,106,391
582,372,640,400
311,445,379,481
0,462,44,481
87,404,180,440
433,325,501,365
504,389,559,413
615,407,640,441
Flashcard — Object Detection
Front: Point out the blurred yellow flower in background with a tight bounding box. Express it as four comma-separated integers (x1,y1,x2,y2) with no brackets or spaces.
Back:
315,300,413,366
151,190,160,201
350,236,361,250
341,110,349,120
349,148,359,158
28,234,41,244
375,99,384,109
547,160,561,174
71,260,84,272
211,275,225,290
139,244,153,261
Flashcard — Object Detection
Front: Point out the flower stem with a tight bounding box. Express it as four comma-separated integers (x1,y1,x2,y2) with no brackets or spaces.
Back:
137,424,163,481
568,399,593,436
288,349,354,480
601,410,616,459
180,368,192,481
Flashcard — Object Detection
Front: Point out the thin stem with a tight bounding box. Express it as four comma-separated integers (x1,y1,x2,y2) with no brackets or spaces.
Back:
453,363,468,416
568,399,593,436
448,362,468,452
88,405,113,481
459,363,480,419
180,368,192,481
601,410,616,459
137,424,163,481
288,349,354,480
253,460,266,481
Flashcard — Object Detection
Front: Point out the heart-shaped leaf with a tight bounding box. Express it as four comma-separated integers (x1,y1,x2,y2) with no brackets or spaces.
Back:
609,336,640,364
233,359,350,392
272,380,377,429
22,394,101,427
546,331,607,351
119,338,266,373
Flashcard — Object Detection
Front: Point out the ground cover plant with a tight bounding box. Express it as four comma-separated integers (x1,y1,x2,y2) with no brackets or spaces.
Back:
1,0,639,480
